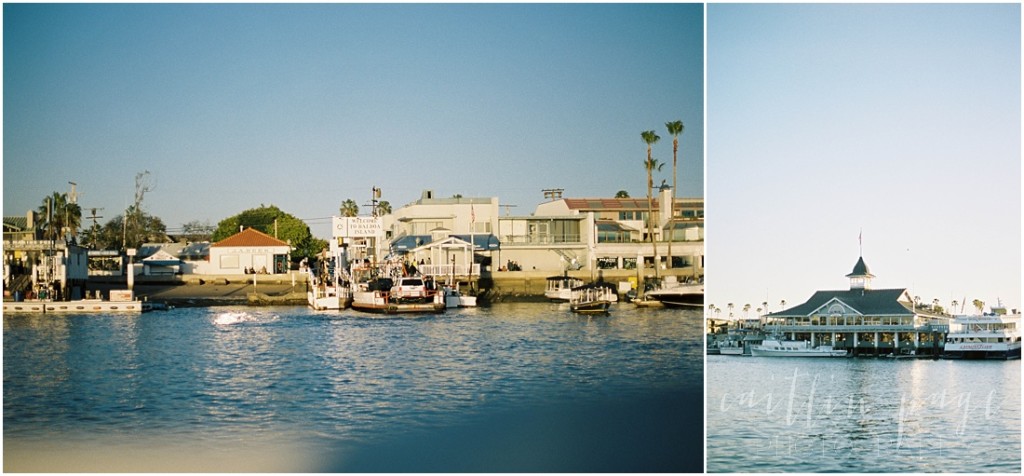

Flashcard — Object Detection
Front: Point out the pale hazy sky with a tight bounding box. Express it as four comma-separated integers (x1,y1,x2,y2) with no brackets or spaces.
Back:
3,3,704,238
707,4,1021,315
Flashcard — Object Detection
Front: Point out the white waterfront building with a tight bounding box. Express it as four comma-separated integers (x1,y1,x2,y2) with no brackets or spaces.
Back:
382,188,703,280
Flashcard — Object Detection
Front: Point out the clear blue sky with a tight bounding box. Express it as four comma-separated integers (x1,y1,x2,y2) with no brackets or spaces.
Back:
708,4,1021,315
3,3,704,238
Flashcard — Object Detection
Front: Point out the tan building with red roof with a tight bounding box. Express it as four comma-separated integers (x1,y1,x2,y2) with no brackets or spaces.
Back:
208,227,292,275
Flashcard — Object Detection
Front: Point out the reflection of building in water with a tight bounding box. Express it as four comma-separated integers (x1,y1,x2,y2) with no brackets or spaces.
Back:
764,255,952,357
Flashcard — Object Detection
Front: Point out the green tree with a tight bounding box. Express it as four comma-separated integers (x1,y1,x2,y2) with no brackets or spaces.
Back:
212,205,325,262
641,130,663,281
340,199,359,217
377,200,392,216
615,190,630,198
91,209,168,251
181,220,215,242
36,192,82,241
665,120,684,269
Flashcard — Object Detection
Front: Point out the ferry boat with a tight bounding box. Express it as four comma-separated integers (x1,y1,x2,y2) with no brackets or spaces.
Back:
751,338,848,357
545,274,584,301
942,313,1021,360
569,282,615,314
350,276,445,314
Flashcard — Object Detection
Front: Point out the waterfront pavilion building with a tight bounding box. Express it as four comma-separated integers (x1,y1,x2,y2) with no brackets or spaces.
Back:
764,256,951,357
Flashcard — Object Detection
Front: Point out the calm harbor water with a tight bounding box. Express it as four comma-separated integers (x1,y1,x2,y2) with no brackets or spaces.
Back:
706,355,1021,473
3,303,702,472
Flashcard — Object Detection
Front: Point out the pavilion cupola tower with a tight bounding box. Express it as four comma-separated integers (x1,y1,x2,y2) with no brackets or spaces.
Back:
845,256,875,290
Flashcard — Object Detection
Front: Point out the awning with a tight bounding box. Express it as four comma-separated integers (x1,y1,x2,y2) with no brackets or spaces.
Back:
451,234,501,250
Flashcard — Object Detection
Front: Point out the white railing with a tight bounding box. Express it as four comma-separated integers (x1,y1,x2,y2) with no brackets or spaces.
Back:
419,264,481,277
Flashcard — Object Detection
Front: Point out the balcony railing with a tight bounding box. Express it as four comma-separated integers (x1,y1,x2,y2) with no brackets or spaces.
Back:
501,234,582,245
419,264,481,277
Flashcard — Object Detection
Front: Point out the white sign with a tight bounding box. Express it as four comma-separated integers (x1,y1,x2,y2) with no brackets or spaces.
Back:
333,216,384,238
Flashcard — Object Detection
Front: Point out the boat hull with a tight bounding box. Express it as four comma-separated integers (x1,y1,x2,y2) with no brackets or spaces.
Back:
942,344,1021,360
751,348,848,357
571,300,611,314
719,347,745,356
646,285,703,308
351,291,445,314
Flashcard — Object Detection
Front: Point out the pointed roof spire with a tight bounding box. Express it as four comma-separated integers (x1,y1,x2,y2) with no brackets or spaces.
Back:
846,256,875,290
845,256,875,279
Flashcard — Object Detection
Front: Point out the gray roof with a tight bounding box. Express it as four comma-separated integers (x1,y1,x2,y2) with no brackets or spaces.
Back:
771,288,914,317
845,256,875,278
4,216,29,231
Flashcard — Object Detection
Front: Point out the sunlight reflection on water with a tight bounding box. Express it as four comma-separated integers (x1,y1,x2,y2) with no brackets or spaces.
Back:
4,303,702,472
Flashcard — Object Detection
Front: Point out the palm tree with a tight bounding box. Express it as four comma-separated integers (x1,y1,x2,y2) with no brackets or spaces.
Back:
340,199,359,217
36,192,81,241
641,130,662,280
377,200,392,216
972,299,985,314
743,303,751,319
664,120,683,269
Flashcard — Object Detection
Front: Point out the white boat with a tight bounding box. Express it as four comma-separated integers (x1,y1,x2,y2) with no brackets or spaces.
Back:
942,312,1021,360
443,286,477,308
716,339,745,356
545,274,584,301
645,279,703,308
307,252,352,310
751,338,848,357
569,282,615,314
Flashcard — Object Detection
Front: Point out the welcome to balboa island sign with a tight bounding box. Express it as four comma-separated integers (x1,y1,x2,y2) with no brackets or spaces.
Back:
333,216,384,239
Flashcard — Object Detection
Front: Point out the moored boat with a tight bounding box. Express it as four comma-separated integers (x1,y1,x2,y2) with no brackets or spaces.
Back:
443,286,477,308
307,251,352,310
717,339,745,355
545,274,584,301
942,312,1021,360
751,338,848,357
645,282,703,308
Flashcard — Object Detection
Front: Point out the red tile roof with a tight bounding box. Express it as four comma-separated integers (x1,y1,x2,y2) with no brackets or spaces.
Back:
211,227,290,248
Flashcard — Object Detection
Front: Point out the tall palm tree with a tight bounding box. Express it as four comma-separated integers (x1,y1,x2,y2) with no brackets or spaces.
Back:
377,200,392,216
665,120,684,269
340,199,359,217
641,130,662,281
